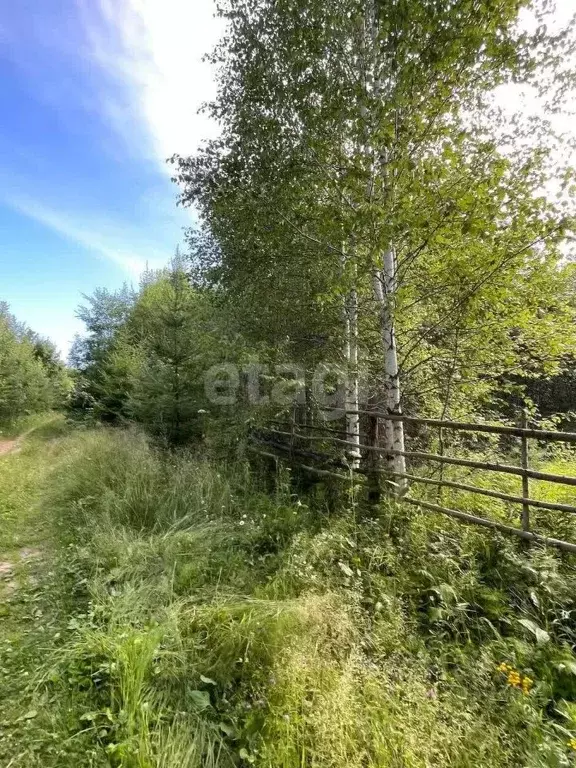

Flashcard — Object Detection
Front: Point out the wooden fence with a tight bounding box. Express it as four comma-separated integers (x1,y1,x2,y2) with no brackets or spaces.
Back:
248,407,576,554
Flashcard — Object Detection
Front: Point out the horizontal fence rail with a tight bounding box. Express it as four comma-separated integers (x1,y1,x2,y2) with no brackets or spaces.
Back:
318,407,576,443
402,497,576,555
388,450,576,487
249,406,576,554
395,472,576,515
262,428,576,490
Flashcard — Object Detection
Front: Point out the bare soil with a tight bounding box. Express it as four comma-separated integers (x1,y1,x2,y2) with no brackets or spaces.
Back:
0,440,17,456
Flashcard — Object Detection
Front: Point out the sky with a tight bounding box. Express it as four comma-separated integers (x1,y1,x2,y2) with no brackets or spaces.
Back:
0,0,222,357
0,2,574,359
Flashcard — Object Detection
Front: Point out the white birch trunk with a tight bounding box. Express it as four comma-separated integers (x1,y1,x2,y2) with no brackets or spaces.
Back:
344,287,361,469
373,248,407,494
341,240,361,469
363,0,406,495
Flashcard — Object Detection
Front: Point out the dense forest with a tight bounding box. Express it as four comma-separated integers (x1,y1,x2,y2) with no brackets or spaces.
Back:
3,1,576,767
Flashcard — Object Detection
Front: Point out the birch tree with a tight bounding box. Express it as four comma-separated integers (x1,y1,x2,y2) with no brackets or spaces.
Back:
173,0,576,484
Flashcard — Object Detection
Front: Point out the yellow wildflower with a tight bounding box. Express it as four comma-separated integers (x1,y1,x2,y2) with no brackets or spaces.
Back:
497,663,534,693
507,670,521,688
568,738,576,751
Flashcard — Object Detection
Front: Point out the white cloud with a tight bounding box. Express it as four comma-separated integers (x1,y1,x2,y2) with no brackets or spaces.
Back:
29,312,84,362
6,194,167,277
78,0,223,169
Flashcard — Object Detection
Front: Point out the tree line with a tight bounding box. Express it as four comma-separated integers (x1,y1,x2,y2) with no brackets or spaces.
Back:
0,303,70,426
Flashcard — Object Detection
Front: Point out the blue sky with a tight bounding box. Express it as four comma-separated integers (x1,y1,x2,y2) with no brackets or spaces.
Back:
0,0,221,356
1,2,573,358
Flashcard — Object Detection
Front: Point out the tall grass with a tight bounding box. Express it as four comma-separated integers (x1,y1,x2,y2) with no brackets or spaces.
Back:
4,426,576,766
410,432,576,544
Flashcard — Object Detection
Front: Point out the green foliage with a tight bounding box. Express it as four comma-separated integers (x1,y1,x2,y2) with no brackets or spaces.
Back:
172,0,576,419
0,304,71,426
69,285,136,423
69,262,256,446
127,271,224,444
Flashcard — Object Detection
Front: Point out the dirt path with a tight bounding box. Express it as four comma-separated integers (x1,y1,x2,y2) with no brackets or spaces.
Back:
0,431,43,596
0,420,59,590
0,439,18,456
0,417,61,459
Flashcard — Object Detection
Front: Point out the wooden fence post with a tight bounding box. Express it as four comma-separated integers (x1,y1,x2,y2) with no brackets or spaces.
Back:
520,408,531,534
290,403,296,460
367,412,381,505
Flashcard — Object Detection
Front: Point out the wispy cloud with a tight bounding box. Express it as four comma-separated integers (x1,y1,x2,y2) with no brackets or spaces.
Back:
78,0,223,168
6,194,167,277
0,0,206,280
0,0,218,356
